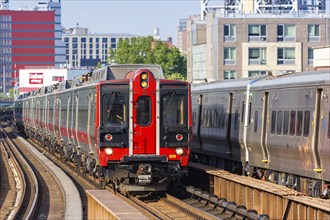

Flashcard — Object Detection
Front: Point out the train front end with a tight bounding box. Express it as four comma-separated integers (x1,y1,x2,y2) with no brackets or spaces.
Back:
97,69,191,191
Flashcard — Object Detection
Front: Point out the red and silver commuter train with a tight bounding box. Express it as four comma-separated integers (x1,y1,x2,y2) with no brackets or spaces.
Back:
14,65,192,191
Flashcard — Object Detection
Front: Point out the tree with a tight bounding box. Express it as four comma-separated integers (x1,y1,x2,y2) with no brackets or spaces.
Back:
96,62,102,69
108,36,186,80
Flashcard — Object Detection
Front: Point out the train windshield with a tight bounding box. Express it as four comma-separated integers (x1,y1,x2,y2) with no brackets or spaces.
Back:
137,96,151,126
162,93,185,125
103,94,126,126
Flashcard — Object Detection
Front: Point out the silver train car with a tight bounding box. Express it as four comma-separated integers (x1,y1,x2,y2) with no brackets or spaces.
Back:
191,69,330,197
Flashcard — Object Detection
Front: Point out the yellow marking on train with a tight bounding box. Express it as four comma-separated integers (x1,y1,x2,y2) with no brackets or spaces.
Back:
169,155,177,159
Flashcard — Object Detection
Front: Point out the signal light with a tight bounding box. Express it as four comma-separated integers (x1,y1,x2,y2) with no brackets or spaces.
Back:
176,134,183,141
105,134,113,141
141,72,148,80
141,81,148,88
140,72,148,88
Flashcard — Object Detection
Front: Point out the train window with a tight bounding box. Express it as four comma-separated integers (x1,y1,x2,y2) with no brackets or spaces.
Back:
241,102,245,122
277,111,283,134
212,109,217,127
271,111,276,134
254,111,258,133
290,111,296,135
248,103,252,125
283,111,289,135
234,109,239,130
296,111,303,136
303,111,310,136
103,94,127,126
137,96,151,126
221,110,226,129
328,112,330,139
162,94,184,126
192,110,196,126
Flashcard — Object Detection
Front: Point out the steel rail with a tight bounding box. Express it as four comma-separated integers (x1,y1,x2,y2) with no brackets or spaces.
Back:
1,124,39,220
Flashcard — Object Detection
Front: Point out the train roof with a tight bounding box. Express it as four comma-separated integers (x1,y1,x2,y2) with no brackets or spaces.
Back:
192,77,257,92
107,64,165,80
251,69,330,89
192,69,329,92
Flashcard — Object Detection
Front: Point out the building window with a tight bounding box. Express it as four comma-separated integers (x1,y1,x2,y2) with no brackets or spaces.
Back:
248,25,266,41
308,48,313,65
248,48,266,65
102,37,107,43
248,71,266,77
81,38,86,43
277,24,295,42
277,48,295,65
224,70,236,79
53,76,64,82
111,44,116,49
89,38,93,43
224,24,236,42
72,37,77,43
308,24,320,42
111,38,116,43
64,37,69,42
224,47,236,65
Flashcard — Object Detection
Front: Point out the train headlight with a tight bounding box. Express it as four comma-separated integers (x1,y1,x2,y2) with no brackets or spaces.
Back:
105,134,113,141
105,148,113,155
176,134,183,141
175,147,184,156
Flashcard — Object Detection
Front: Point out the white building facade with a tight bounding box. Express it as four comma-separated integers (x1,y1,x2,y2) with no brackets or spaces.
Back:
62,28,138,69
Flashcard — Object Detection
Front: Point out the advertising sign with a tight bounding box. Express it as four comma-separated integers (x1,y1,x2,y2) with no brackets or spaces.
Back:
29,72,43,84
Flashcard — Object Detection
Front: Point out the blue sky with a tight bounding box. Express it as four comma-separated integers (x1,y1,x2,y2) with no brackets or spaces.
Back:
9,0,202,45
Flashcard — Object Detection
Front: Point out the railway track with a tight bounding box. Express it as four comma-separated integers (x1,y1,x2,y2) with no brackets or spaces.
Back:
1,123,65,219
0,123,38,219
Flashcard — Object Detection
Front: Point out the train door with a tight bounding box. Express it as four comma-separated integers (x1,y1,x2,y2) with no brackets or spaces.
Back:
226,93,233,154
197,95,203,148
132,95,156,154
55,97,60,142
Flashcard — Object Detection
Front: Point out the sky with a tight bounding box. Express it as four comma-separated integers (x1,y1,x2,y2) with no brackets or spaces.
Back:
9,0,202,45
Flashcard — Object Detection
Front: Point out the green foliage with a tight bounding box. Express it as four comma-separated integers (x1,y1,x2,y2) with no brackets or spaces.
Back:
96,62,102,69
8,89,15,100
108,36,187,80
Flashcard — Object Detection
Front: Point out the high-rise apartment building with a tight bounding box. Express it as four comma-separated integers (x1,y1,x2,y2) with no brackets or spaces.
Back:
62,28,138,69
0,0,64,93
187,0,330,82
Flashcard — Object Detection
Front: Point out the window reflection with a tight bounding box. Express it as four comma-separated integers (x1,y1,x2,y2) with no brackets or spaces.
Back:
162,93,184,125
137,96,151,126
103,94,126,126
